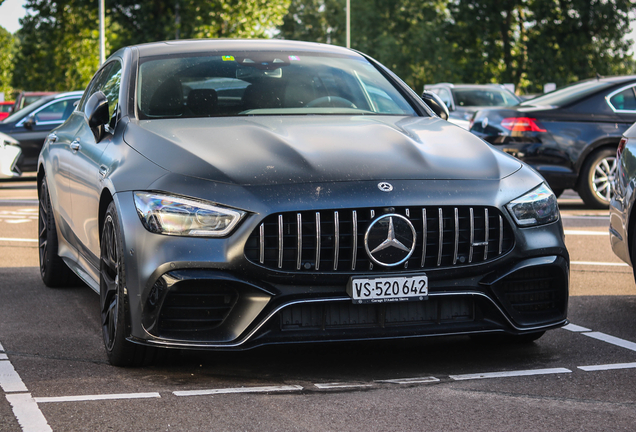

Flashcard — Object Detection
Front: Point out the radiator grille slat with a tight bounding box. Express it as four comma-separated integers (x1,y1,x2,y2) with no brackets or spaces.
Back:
246,206,514,273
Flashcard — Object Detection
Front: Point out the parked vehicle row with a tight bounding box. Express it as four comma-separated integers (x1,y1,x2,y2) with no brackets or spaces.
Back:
424,83,520,129
0,91,83,176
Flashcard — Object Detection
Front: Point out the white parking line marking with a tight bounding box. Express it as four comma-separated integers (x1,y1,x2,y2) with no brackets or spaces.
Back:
449,368,572,381
562,323,592,332
314,382,374,389
174,385,303,397
0,238,38,243
34,392,161,403
0,200,38,205
5,394,52,432
0,354,7,360
375,377,440,384
578,362,636,372
0,341,4,351
561,215,608,219
0,361,28,392
583,332,636,352
571,261,628,267
564,230,608,236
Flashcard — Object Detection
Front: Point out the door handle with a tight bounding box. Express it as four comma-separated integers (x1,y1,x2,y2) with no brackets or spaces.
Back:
48,133,58,143
70,139,81,152
99,165,109,179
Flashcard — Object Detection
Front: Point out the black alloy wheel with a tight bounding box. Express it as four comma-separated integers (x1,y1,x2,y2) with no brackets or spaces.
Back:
39,177,75,287
579,148,617,209
100,201,155,366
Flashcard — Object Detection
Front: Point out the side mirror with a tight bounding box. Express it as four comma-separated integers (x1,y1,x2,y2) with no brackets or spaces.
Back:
84,91,110,141
23,115,35,130
421,91,450,121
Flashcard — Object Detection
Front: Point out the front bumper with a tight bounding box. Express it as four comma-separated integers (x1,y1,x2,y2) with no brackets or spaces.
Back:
114,179,569,350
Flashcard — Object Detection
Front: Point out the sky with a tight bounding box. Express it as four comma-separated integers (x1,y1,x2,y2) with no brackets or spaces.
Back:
0,0,635,55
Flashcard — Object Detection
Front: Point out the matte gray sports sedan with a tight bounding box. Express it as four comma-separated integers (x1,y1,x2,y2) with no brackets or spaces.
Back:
38,39,569,366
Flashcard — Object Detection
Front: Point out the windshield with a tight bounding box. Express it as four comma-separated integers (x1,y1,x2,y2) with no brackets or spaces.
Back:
452,88,519,107
2,96,53,124
520,80,615,107
137,52,418,119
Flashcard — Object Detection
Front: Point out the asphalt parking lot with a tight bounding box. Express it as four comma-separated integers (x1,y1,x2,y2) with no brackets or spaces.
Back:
1,180,635,431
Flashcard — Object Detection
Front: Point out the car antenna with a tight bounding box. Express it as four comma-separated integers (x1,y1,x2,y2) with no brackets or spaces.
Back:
596,73,602,81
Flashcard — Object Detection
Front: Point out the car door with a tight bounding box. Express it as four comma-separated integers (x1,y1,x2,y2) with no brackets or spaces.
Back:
12,96,80,171
66,61,122,277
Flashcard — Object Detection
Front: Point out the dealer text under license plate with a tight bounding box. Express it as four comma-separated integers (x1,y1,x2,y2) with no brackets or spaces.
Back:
348,274,428,304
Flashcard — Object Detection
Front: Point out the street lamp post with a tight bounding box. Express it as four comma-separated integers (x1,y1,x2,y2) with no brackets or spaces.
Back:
99,0,105,65
346,0,350,48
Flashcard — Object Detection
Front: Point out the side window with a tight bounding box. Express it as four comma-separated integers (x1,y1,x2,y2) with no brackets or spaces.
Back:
34,99,76,124
101,63,122,123
77,60,122,126
609,87,636,112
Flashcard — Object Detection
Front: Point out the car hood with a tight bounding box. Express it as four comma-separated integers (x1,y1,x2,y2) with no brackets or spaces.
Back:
123,115,522,186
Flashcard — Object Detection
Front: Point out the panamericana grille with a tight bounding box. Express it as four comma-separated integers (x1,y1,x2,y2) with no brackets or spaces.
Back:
245,206,514,272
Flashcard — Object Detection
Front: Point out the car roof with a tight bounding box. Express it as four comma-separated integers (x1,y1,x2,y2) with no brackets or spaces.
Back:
426,83,509,89
52,91,84,99
131,39,358,59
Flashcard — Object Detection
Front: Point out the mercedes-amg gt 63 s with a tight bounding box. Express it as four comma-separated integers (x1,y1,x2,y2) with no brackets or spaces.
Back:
38,40,569,366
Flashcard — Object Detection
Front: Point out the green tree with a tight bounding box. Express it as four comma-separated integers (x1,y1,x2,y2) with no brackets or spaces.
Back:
13,0,291,91
0,26,16,99
445,0,635,93
279,0,447,93
12,0,114,91
109,0,291,49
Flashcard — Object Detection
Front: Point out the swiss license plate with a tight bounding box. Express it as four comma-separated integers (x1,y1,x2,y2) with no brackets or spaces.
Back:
347,274,428,304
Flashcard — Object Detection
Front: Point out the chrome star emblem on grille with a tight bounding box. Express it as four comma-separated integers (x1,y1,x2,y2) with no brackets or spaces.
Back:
364,214,417,267
378,182,393,192
370,217,411,254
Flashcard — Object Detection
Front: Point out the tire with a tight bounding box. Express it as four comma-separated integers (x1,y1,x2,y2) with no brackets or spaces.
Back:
38,178,77,287
578,148,617,209
100,201,156,366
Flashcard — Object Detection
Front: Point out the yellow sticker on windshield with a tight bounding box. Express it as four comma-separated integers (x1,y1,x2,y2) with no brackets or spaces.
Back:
222,55,235,62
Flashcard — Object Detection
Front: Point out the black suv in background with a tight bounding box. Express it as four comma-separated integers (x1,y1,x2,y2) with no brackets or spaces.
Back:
470,75,636,208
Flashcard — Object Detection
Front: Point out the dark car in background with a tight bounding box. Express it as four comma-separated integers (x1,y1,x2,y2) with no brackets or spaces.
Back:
470,75,636,208
610,122,636,278
38,39,568,366
0,91,83,173
424,83,520,129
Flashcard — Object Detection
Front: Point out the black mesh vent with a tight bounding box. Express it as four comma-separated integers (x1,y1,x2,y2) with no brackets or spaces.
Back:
498,267,564,314
158,281,238,333
245,206,514,273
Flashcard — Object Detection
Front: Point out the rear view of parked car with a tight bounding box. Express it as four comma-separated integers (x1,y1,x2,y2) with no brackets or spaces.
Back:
470,75,636,208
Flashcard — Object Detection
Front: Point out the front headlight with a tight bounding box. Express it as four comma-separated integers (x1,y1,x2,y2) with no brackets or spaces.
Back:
506,183,559,227
134,192,245,237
